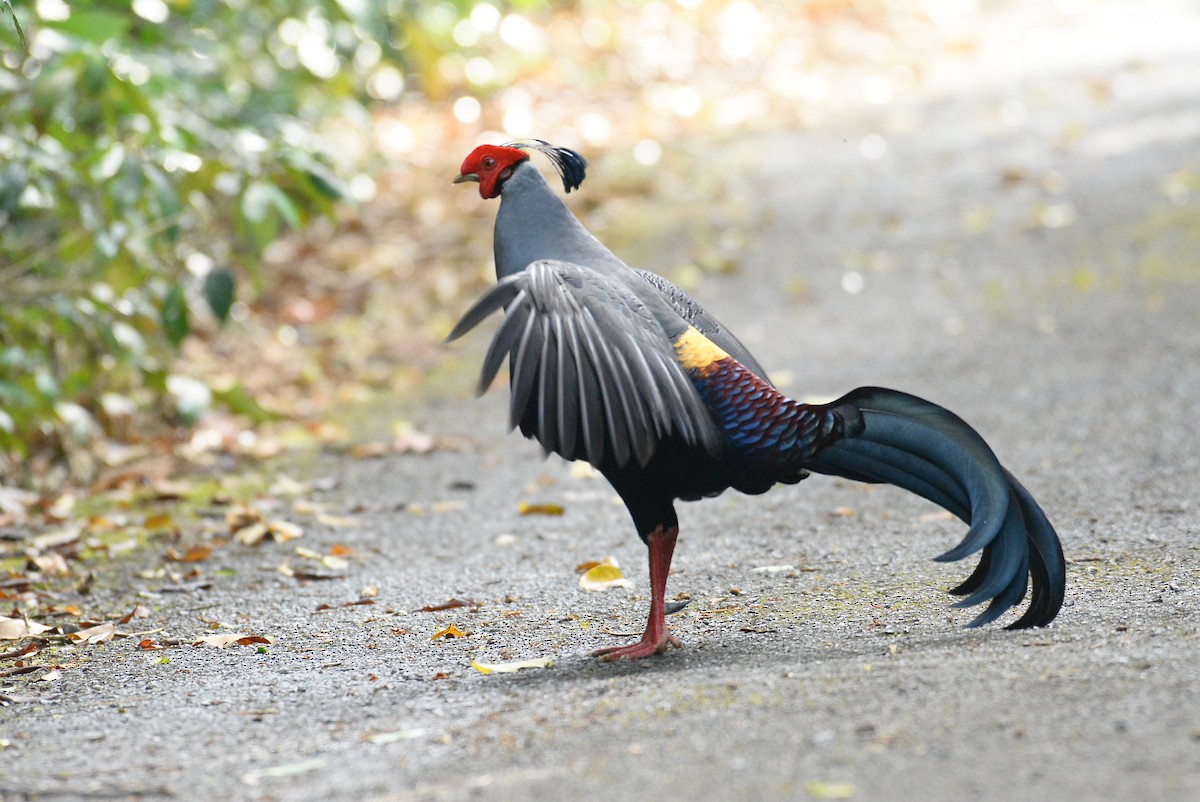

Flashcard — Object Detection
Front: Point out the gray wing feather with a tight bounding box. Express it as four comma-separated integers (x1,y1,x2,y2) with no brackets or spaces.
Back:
447,259,722,467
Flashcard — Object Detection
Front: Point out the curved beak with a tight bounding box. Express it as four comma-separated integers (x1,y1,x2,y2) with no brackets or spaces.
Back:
453,172,479,185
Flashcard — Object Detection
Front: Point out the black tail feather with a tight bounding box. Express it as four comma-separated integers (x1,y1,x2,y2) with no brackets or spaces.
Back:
808,387,1065,629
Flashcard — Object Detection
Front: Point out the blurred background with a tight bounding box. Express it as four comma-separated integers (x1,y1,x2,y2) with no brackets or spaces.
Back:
2,0,1197,489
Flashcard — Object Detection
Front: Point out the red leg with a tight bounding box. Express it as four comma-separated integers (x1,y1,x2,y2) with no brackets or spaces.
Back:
592,525,683,661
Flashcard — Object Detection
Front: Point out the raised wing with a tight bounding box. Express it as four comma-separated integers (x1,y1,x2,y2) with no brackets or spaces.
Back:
447,259,723,468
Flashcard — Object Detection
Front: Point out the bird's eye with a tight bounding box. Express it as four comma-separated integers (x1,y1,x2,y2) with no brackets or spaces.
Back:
482,156,496,169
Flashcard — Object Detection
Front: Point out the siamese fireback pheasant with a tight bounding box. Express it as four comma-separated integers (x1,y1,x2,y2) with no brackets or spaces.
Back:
448,140,1065,660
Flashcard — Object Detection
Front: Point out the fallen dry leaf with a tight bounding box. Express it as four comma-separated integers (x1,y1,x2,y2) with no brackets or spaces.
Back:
266,519,304,543
349,441,390,459
152,478,193,500
752,564,796,574
419,598,479,613
233,522,269,545
30,527,81,550
470,656,553,675
47,604,83,616
118,604,151,625
315,599,375,611
295,546,348,570
226,504,263,532
289,567,345,581
430,624,466,641
365,728,426,744
166,544,213,563
0,664,43,677
29,553,70,575
579,557,632,592
143,513,175,531
269,475,309,496
518,501,564,516
193,633,275,648
241,756,331,786
44,493,75,520
569,461,600,479
235,635,272,646
391,420,436,454
67,621,116,644
805,780,856,799
0,642,40,659
315,513,359,528
0,616,51,640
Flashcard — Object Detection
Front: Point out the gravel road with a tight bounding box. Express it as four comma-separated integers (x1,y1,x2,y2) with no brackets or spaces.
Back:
4,4,1199,801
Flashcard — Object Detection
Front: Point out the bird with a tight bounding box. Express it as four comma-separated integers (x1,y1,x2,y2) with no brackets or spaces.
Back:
448,139,1065,660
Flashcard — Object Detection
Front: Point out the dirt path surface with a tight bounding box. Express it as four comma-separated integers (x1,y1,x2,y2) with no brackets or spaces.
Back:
4,4,1199,801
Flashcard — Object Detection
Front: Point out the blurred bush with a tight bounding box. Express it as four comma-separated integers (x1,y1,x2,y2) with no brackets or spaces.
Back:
0,0,498,478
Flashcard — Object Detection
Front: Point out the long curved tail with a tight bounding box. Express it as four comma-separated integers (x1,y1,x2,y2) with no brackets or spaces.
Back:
808,387,1065,629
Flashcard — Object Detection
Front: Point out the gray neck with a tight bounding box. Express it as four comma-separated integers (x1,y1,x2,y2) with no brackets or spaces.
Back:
493,162,626,279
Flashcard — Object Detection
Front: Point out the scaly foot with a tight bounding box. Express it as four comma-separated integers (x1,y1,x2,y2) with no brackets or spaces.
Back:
592,632,683,661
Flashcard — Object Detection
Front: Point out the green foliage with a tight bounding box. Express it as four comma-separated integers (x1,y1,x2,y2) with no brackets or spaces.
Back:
0,0,476,472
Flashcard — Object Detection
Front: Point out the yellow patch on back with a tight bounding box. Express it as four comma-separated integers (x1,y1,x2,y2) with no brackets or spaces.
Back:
673,326,729,374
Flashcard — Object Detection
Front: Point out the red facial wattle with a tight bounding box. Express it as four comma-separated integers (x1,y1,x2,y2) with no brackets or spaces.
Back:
455,145,530,199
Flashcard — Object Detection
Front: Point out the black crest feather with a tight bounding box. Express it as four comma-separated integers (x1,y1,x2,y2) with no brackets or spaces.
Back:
503,139,588,193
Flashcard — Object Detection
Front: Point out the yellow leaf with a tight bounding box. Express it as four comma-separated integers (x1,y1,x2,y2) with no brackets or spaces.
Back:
321,554,349,570
266,519,304,542
233,522,269,545
290,546,352,572
430,624,466,641
579,557,632,592
143,513,175,531
805,780,855,799
315,513,359,528
569,462,600,479
518,501,564,516
470,657,553,675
